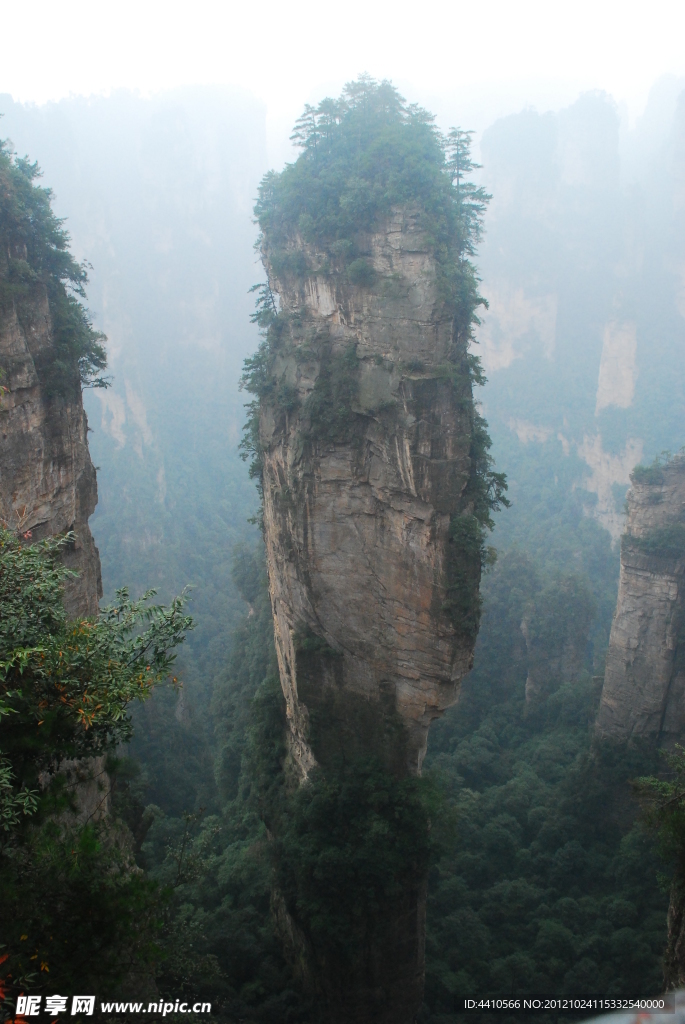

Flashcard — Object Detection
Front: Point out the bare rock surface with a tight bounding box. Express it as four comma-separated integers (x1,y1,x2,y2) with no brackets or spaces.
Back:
260,211,482,778
595,456,685,742
258,208,486,1024
0,286,102,616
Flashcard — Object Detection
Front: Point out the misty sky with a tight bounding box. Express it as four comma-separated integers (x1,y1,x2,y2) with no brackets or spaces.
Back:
2,0,684,166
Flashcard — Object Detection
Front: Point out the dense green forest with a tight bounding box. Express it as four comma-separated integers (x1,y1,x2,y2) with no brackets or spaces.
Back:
104,538,668,1022
3,78,685,1022
0,531,192,1006
0,137,194,1014
102,84,680,1022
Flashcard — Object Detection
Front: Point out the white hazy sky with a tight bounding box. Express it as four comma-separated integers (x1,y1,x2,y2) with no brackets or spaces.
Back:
2,0,684,158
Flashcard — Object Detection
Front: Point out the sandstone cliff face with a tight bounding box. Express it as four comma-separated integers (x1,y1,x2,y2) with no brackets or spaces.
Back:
595,456,685,742
258,208,483,1024
1,286,106,821
0,285,102,618
260,210,481,779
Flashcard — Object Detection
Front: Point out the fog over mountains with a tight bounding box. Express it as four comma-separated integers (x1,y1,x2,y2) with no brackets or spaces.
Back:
1,74,684,776
478,81,685,540
4,68,685,1017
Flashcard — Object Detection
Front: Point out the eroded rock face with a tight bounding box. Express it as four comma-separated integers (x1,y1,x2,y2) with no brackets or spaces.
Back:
0,286,102,617
259,209,483,1024
595,457,685,742
260,211,482,780
1,286,107,820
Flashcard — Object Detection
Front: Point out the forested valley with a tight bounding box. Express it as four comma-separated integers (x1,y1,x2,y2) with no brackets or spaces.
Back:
1,74,685,1024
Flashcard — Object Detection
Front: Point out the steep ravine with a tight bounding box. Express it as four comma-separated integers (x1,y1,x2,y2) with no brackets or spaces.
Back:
594,455,685,991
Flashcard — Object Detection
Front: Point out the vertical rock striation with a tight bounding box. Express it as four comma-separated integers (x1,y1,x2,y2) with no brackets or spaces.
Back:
0,283,102,618
1,135,106,823
0,283,108,823
247,81,505,1022
664,873,685,991
259,215,484,1024
595,456,685,743
261,213,483,780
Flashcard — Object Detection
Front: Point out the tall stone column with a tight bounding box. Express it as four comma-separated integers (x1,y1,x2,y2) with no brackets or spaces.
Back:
258,210,484,1022
596,457,685,743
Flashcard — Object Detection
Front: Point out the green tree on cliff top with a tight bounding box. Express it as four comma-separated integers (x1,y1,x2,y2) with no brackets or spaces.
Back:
243,78,507,536
0,136,108,393
255,75,490,313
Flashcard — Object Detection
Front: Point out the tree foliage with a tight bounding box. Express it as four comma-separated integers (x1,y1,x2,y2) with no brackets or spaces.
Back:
131,543,671,1023
257,75,489,278
423,552,667,1022
0,528,192,1013
242,78,507,557
0,137,108,392
0,530,192,804
635,747,685,871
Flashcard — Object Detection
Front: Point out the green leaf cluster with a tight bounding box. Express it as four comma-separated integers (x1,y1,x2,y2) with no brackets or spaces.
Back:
445,410,510,639
0,528,192,1014
626,522,685,561
256,75,489,289
634,746,685,870
423,551,667,1021
1,819,166,1006
0,529,193,805
630,450,685,487
0,138,108,393
302,343,360,444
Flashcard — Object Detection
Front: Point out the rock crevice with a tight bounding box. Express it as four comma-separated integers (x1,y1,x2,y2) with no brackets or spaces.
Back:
260,213,481,779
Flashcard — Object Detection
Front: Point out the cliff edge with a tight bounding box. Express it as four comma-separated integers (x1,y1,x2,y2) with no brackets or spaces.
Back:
0,139,105,618
595,455,685,743
0,139,107,822
245,79,506,1024
0,283,102,617
260,208,483,779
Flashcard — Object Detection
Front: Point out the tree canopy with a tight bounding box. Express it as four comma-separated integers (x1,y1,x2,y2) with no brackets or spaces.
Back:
0,530,192,821
0,137,108,392
254,76,490,295
0,530,192,1010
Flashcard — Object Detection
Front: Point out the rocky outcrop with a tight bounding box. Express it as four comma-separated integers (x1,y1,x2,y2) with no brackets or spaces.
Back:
260,210,481,780
595,456,685,742
0,285,102,617
0,283,107,820
257,209,485,1023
